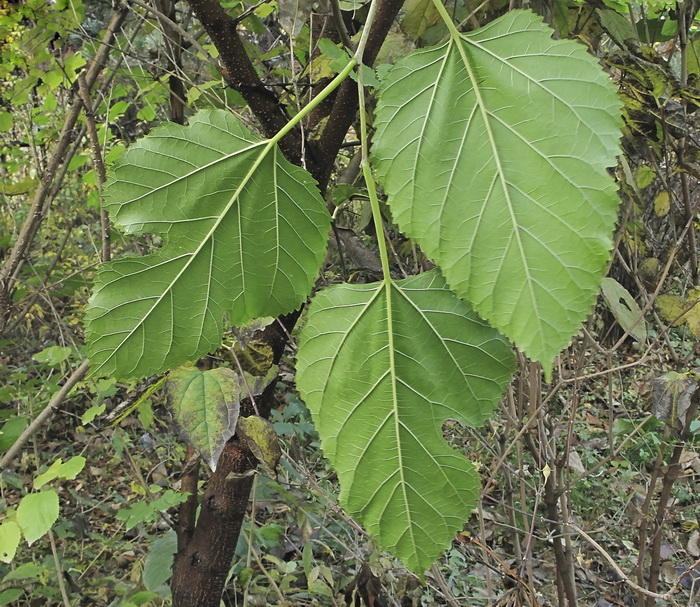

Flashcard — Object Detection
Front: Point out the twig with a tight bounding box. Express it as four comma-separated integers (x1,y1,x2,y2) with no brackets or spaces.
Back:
0,360,90,472
76,73,110,262
430,563,460,607
568,522,682,604
49,529,72,607
329,0,354,50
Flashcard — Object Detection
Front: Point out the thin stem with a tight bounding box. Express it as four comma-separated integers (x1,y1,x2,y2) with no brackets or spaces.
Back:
329,0,354,50
357,69,392,281
354,0,382,60
49,529,72,607
269,58,357,148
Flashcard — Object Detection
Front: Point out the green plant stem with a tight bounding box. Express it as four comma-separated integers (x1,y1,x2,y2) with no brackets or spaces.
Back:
269,58,357,148
354,0,382,61
49,529,72,607
357,76,392,282
430,0,462,38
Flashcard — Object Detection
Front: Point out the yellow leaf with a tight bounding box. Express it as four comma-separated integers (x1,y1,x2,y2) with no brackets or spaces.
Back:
237,415,281,478
542,463,551,484
654,190,670,216
656,294,686,327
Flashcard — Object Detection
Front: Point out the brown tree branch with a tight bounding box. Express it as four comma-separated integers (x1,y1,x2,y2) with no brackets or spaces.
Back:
186,0,304,164
312,0,405,189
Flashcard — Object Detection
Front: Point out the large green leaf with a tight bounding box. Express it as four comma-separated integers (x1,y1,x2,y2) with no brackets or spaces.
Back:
372,10,623,366
85,109,329,379
296,270,514,573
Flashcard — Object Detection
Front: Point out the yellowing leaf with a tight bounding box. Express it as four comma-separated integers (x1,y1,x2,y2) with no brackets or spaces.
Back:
236,416,281,478
167,367,242,472
656,290,700,338
654,190,670,216
656,294,686,326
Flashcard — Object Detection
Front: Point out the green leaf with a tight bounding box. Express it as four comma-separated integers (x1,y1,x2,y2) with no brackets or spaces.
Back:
0,588,24,605
33,345,72,366
0,521,21,563
400,0,441,40
81,404,105,424
143,530,177,591
0,112,12,132
0,416,29,452
1,561,46,582
372,10,622,367
296,270,514,573
167,366,242,472
34,456,86,489
600,278,646,343
85,109,329,379
17,490,59,545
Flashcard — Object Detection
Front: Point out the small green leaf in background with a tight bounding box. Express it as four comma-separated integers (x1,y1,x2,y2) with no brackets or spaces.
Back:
0,588,24,605
81,404,106,424
372,10,623,368
0,521,21,563
0,112,12,132
85,109,329,380
1,561,47,582
596,8,638,48
600,277,646,343
296,270,514,574
33,345,72,366
0,417,29,452
400,0,441,40
16,490,59,545
635,165,655,189
34,456,86,489
167,366,242,472
143,530,177,591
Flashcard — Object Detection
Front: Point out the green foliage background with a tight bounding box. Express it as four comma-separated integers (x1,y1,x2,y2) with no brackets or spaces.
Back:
1,0,699,604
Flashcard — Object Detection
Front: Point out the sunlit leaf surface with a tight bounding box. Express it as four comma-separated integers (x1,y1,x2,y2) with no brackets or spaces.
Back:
373,10,622,365
297,270,514,573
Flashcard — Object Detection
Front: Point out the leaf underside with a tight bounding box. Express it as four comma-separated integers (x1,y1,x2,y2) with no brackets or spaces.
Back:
167,366,242,472
372,10,623,366
85,109,329,379
296,270,514,573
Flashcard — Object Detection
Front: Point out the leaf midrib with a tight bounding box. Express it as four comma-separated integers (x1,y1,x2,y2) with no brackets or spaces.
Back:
92,137,279,376
450,35,543,345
